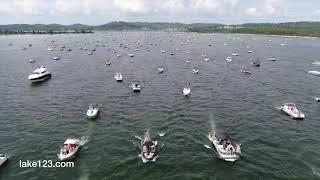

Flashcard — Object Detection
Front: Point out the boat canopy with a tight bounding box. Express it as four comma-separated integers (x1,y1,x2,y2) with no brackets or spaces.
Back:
64,139,79,145
143,141,155,147
216,132,231,141
89,103,98,108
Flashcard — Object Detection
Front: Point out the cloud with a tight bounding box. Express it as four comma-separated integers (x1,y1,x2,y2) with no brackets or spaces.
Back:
245,8,262,17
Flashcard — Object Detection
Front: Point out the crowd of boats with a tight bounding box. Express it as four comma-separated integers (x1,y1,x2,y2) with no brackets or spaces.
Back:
1,34,319,167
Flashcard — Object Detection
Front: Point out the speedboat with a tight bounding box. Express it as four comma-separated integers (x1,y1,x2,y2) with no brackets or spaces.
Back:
232,53,239,56
183,84,192,96
208,131,241,162
226,57,232,62
57,139,81,161
87,103,99,119
29,59,35,63
241,67,252,75
186,59,191,63
161,50,166,53
132,81,141,92
315,97,320,102
280,103,305,119
269,56,276,61
204,58,210,62
192,67,199,74
308,71,320,76
129,54,135,57
28,66,51,83
248,50,253,53
140,131,158,163
47,47,54,51
53,56,60,60
0,154,8,167
88,51,92,55
114,73,123,82
105,60,111,65
251,59,261,67
157,67,164,73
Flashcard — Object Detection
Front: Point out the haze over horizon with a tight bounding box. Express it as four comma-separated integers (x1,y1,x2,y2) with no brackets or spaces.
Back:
0,0,320,25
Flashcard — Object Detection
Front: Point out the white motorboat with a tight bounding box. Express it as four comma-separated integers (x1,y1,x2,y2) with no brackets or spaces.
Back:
132,81,141,92
248,50,253,53
28,66,51,83
57,139,81,161
157,67,164,73
208,131,241,162
204,58,210,62
226,57,232,62
29,59,35,63
269,56,276,61
308,71,320,76
0,154,8,167
53,56,60,60
280,103,305,120
232,53,239,56
241,67,252,75
161,50,166,53
105,60,112,65
183,84,192,96
47,47,54,51
315,97,320,102
88,51,92,55
192,67,199,74
186,59,191,63
114,73,123,82
140,130,158,163
129,54,135,57
87,103,99,119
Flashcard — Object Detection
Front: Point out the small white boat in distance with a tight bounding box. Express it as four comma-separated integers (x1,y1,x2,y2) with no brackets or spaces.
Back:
0,154,8,167
57,139,81,161
28,66,51,83
308,71,320,76
241,67,252,75
29,59,35,63
132,81,141,92
226,57,232,62
312,61,320,65
183,83,192,96
248,50,253,53
204,58,210,62
186,59,191,63
129,54,134,57
88,51,92,55
157,67,164,73
114,73,123,82
47,47,54,51
53,56,60,60
269,56,276,61
315,97,320,102
105,60,111,65
208,131,241,162
161,50,166,53
280,103,305,120
232,53,239,56
192,67,199,74
87,103,99,119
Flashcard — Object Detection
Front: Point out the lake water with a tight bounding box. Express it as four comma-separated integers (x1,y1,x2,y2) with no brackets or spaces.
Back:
0,32,320,180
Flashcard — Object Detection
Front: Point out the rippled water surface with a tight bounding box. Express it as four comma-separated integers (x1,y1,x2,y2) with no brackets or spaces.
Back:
0,32,320,180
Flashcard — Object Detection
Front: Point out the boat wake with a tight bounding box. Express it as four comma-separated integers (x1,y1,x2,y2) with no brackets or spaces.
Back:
209,113,216,132
79,136,89,146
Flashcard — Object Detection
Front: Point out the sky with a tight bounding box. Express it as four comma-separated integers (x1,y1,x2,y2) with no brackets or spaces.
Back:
0,0,320,25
